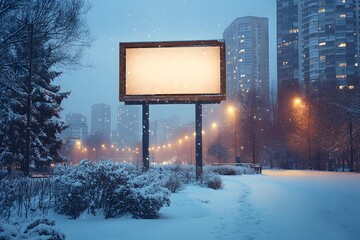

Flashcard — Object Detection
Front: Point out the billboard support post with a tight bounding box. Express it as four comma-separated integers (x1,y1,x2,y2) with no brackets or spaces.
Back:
120,40,226,178
195,103,203,180
142,103,150,171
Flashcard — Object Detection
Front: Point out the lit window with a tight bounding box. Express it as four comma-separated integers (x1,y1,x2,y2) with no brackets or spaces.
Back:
289,28,298,33
338,63,347,67
319,56,326,61
338,43,346,47
336,74,347,79
319,42,326,46
318,8,325,13
340,14,346,18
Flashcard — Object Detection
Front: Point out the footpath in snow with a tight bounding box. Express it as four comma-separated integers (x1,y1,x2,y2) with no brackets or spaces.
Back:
57,170,360,240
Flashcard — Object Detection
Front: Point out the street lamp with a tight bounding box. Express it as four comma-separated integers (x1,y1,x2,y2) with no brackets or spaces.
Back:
293,97,311,169
338,85,356,171
227,105,237,163
211,122,221,162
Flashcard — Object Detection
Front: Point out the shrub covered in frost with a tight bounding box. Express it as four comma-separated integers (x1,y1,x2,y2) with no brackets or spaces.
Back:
0,218,64,240
22,218,65,240
0,221,18,240
198,170,223,190
52,160,92,219
52,160,170,219
0,175,52,220
126,171,171,219
206,165,250,175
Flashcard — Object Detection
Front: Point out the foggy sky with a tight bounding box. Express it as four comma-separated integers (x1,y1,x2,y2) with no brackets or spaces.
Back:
58,0,276,128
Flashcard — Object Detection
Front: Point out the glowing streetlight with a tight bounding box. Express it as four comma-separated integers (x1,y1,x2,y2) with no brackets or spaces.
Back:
211,121,221,162
227,105,238,163
293,97,302,106
293,97,311,169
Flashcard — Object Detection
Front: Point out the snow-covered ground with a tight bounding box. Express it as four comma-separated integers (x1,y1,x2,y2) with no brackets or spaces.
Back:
56,170,360,240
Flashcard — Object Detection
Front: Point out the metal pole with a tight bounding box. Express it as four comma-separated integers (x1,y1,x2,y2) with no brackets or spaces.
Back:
218,125,220,162
24,23,34,176
142,104,150,171
195,103,203,180
307,103,311,169
234,113,237,163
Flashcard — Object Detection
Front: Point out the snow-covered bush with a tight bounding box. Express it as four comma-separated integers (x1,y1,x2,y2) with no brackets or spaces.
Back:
0,221,18,240
164,172,185,193
90,161,131,218
199,171,223,190
206,165,256,175
52,161,92,219
52,160,170,219
22,218,65,240
0,176,52,220
126,171,171,219
0,218,64,240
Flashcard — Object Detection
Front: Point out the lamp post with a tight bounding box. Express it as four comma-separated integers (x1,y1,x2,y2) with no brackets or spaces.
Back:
338,85,355,171
293,97,311,169
227,106,237,163
212,122,221,162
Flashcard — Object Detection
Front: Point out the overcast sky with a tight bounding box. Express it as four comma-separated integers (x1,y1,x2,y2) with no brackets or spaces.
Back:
58,0,276,128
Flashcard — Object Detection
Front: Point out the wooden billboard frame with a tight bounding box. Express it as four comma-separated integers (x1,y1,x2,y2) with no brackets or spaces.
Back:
119,40,226,104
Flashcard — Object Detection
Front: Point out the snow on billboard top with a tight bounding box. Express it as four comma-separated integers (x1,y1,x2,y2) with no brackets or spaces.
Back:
119,40,226,104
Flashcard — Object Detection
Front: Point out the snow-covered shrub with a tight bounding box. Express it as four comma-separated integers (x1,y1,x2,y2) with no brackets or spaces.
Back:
22,218,65,240
1,218,64,240
52,160,171,219
102,185,130,219
164,172,184,193
0,221,18,240
0,178,16,221
0,176,51,220
148,165,195,193
126,171,171,219
90,161,131,218
199,171,223,190
207,165,240,175
52,175,88,219
52,160,92,219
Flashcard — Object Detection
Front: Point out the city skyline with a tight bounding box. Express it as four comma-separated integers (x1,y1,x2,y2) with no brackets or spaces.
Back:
57,0,277,128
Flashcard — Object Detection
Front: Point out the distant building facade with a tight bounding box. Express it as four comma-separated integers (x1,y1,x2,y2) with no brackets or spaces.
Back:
114,104,140,147
277,0,300,104
277,0,360,100
223,16,270,106
62,113,88,141
150,117,180,145
91,103,111,142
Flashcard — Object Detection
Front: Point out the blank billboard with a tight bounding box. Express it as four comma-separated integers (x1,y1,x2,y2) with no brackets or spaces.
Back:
119,40,226,104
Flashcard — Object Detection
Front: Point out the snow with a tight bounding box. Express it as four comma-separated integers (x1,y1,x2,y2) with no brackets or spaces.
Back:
55,170,360,240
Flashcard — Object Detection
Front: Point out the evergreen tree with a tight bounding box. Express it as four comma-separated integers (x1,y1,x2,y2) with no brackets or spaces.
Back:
0,0,91,170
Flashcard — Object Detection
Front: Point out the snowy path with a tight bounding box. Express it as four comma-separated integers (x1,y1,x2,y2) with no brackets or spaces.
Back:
56,170,360,240
236,170,360,240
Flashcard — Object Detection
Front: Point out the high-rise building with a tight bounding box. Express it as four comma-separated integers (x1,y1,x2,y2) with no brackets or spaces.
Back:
223,16,270,105
62,113,88,141
301,0,359,94
277,0,300,104
115,105,140,147
91,103,111,142
277,0,360,100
